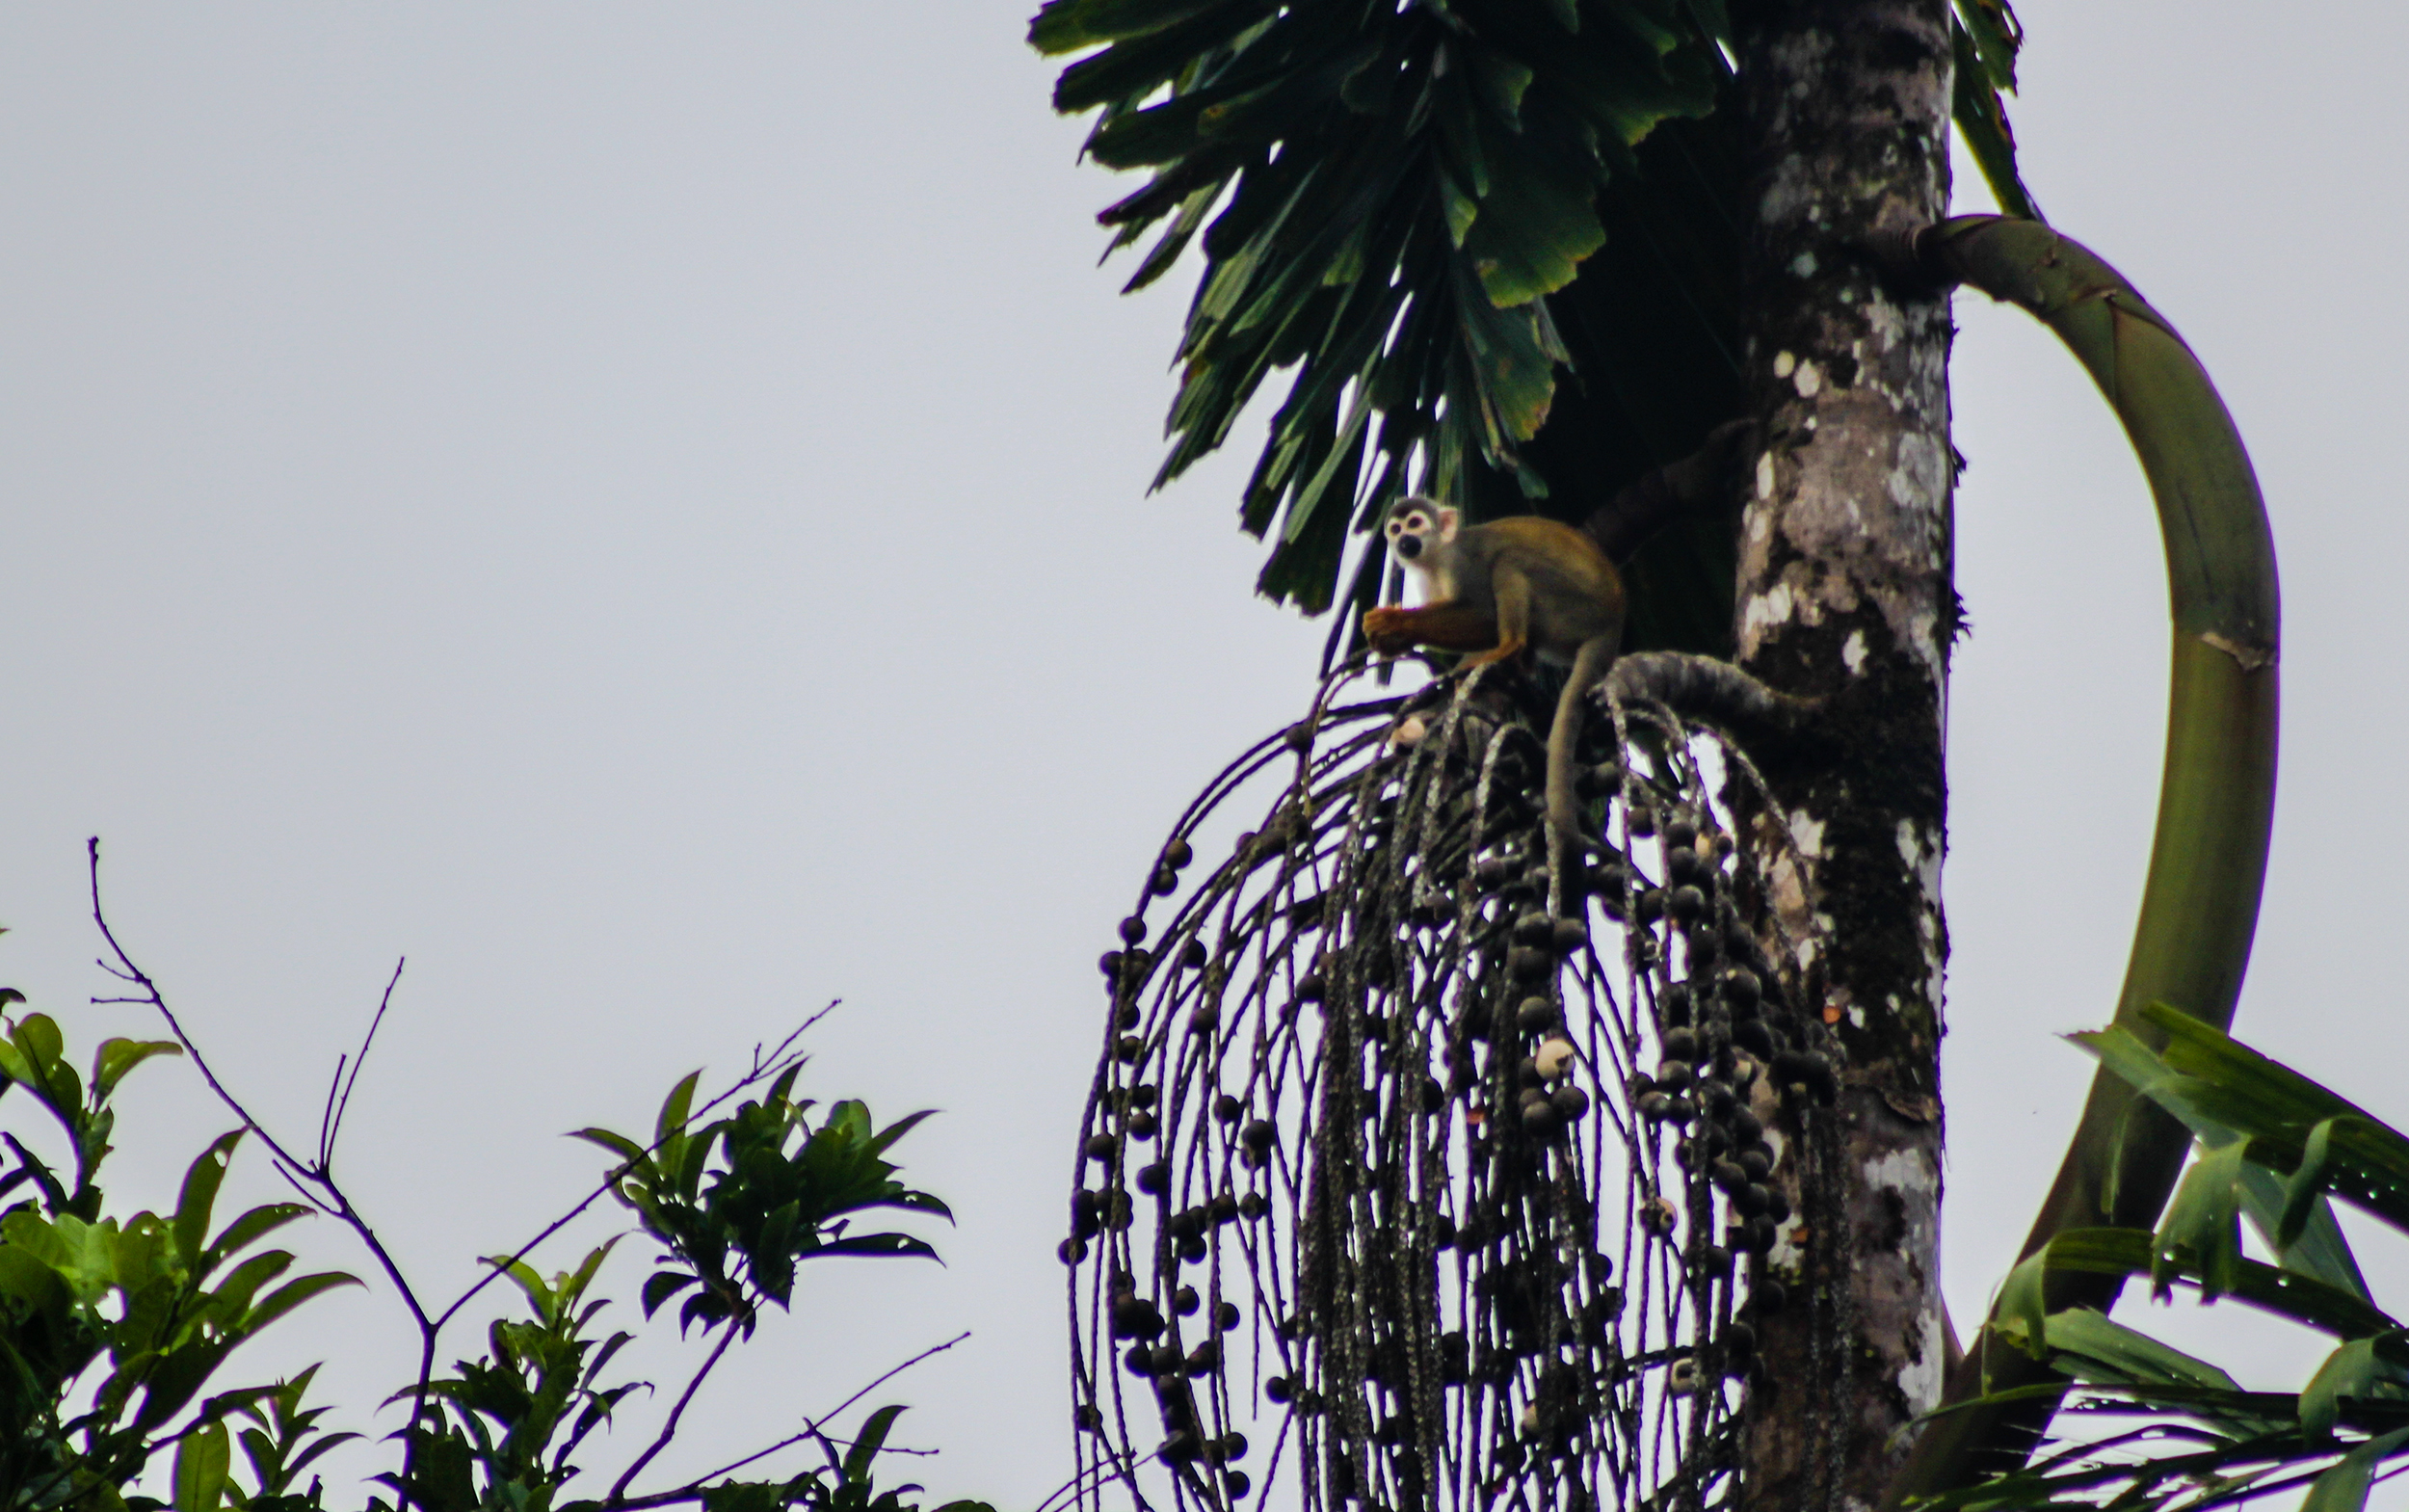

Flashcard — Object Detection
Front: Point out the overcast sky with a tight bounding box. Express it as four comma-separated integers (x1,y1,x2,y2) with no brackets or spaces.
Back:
1,5,2402,1507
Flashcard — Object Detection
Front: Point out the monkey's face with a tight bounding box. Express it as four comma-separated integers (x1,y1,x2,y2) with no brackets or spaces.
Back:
1384,500,1460,563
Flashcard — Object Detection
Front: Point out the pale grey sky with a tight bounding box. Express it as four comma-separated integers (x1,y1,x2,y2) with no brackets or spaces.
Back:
0,5,2400,1508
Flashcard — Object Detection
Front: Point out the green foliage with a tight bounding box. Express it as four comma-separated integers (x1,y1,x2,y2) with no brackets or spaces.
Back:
1949,0,2039,222
227,1368,357,1511
1032,0,1730,627
0,1007,181,1217
702,1407,991,1512
0,989,988,1512
0,1012,353,1512
576,1071,950,1338
1033,0,2035,655
378,1245,636,1512
1924,1013,2409,1512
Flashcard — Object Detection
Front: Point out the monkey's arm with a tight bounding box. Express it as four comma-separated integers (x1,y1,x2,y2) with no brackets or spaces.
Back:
1362,601,1498,656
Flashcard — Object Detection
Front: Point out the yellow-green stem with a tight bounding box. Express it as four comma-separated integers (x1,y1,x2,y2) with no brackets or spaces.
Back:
1883,216,2280,1504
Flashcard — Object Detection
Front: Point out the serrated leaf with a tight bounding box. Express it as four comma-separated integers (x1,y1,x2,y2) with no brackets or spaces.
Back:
1452,268,1562,442
1440,166,1479,247
1460,125,1606,307
1469,50,1534,128
1122,183,1224,294
1046,0,1729,627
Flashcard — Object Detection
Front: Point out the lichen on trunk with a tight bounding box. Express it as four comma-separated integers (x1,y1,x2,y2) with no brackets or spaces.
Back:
1727,2,1956,1508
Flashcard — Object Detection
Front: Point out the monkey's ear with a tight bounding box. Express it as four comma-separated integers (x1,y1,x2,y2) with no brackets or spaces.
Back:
1433,506,1462,540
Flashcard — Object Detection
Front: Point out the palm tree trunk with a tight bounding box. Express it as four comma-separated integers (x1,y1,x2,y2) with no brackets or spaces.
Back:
1727,3,1955,1507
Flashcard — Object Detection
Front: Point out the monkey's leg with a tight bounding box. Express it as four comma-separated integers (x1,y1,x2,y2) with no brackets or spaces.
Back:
1457,570,1531,669
1363,600,1498,655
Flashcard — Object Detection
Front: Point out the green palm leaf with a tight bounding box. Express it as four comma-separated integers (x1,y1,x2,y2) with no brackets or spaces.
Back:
1038,0,2034,655
1912,1026,2409,1512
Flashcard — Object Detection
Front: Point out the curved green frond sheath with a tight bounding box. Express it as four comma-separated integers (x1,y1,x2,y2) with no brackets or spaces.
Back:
1884,215,2280,1505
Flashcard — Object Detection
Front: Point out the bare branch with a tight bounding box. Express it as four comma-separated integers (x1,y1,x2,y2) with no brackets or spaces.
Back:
314,1053,349,1174
430,1001,833,1334
324,957,406,1169
84,838,875,1512
605,1320,745,1504
87,836,437,1512
604,1333,970,1511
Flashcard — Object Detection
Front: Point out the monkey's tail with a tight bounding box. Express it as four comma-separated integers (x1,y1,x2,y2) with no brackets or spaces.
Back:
1545,634,1620,881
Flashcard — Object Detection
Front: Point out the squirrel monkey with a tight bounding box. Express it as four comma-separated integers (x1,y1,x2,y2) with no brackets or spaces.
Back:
1363,498,1625,873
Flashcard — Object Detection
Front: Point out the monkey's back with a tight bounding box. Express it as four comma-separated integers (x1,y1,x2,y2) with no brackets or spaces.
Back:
1480,517,1624,657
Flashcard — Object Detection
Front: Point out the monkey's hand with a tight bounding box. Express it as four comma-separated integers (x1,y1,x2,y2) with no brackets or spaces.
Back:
1362,605,1420,655
1363,602,1499,657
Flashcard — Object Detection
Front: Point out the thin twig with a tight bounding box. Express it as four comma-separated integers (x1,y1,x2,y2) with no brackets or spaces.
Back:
270,1157,341,1218
87,841,435,1320
1030,1455,1131,1512
314,1052,349,1174
430,1004,832,1334
605,1321,746,1504
325,958,406,1168
606,1333,970,1511
87,839,876,1512
88,837,442,1512
89,841,313,1185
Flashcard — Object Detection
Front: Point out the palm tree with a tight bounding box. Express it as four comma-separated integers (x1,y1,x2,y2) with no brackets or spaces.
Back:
1029,3,2276,1509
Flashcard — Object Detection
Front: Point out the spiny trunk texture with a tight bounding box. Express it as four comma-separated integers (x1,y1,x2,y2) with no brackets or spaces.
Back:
1729,3,1954,1509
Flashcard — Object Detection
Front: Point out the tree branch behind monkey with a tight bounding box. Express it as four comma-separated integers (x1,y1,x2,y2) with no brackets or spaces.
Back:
1363,499,1625,882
